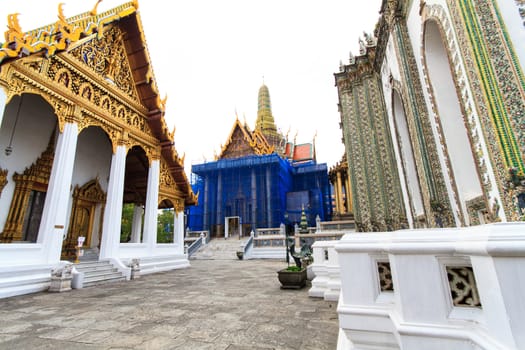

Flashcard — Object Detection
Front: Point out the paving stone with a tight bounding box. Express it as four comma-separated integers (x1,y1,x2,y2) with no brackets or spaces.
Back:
0,258,338,349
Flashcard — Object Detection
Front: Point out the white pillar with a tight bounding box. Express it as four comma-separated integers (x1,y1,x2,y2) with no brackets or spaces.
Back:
99,145,127,259
38,122,78,263
130,205,143,243
174,210,184,255
142,159,160,254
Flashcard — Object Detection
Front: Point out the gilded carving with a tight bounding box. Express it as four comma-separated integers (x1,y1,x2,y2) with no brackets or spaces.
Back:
70,26,138,100
79,82,94,103
174,199,185,213
0,132,55,242
0,3,138,64
0,168,8,196
160,159,176,189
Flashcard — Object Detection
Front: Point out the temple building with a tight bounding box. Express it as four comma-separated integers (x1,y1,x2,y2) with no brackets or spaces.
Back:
187,84,332,237
0,1,196,297
330,2,525,348
336,0,525,232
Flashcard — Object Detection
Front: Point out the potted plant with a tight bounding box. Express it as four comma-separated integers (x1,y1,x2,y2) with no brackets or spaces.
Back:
277,234,312,289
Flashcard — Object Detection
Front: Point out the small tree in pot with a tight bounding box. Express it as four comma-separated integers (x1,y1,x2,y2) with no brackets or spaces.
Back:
277,208,312,289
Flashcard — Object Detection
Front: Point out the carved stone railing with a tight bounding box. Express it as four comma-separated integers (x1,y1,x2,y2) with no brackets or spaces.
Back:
308,240,341,301
255,227,282,236
318,220,355,232
335,223,525,350
185,230,209,245
239,233,254,259
186,234,205,257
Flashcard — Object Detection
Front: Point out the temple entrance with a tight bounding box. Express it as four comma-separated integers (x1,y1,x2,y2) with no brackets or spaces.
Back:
62,179,106,260
224,216,241,239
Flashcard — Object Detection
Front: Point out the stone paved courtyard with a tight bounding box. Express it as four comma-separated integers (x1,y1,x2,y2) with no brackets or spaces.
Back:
0,259,338,349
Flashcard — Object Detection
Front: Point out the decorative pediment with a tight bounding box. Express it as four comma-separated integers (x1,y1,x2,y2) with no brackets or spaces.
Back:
219,119,273,159
69,25,139,101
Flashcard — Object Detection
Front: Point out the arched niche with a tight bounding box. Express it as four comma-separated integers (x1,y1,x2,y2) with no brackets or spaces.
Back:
423,19,484,226
0,93,58,242
391,88,425,228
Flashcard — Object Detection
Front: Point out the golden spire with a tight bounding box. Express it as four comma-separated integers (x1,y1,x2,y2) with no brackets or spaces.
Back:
255,83,281,150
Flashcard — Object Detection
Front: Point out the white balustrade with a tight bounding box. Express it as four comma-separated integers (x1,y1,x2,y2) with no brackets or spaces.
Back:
335,223,525,350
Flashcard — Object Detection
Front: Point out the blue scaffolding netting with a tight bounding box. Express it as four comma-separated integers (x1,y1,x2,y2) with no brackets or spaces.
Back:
186,154,332,236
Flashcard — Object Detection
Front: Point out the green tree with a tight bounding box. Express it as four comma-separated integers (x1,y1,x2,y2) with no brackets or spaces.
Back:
157,209,174,243
120,203,136,242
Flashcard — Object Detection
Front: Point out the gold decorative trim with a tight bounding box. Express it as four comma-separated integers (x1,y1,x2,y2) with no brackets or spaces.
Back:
0,3,138,64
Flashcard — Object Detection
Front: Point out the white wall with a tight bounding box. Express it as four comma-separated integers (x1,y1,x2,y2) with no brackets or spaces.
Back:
0,94,57,232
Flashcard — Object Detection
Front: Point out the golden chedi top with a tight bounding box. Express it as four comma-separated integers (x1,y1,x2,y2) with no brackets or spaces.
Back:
255,83,282,150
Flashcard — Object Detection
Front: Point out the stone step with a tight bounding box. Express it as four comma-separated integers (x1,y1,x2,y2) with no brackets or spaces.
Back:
83,276,126,288
83,270,121,282
74,260,125,288
191,237,247,260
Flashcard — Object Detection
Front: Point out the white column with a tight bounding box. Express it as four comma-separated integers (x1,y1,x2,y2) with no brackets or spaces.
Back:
142,159,160,254
130,205,143,243
38,122,78,263
174,210,185,255
99,145,127,259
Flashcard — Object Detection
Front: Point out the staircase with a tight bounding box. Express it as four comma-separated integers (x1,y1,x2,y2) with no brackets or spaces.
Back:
74,260,126,288
190,237,245,260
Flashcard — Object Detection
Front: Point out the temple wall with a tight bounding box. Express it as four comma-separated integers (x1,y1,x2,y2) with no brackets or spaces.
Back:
337,68,406,231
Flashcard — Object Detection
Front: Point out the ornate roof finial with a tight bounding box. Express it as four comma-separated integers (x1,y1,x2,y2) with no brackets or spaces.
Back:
58,3,67,23
359,37,366,55
349,51,355,64
363,31,375,46
90,0,103,16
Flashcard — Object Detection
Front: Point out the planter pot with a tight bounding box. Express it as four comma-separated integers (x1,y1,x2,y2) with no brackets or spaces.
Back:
236,251,243,260
277,268,307,289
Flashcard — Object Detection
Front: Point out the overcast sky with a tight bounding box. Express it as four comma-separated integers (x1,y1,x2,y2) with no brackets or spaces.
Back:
1,0,382,174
